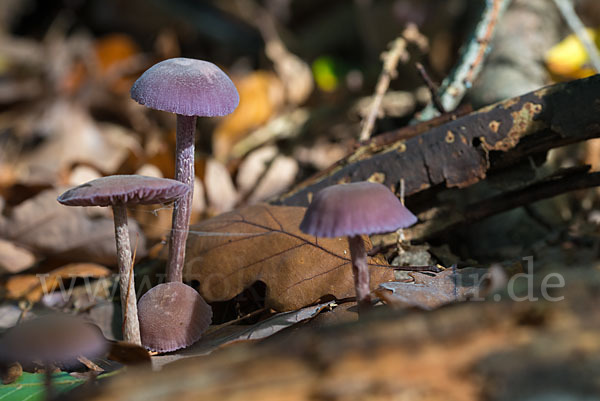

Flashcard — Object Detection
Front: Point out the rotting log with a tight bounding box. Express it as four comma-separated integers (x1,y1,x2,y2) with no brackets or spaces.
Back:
275,74,600,207
407,166,600,240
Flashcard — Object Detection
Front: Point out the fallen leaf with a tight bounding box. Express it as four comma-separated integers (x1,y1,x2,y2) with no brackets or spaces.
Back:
5,263,112,302
377,266,507,310
0,188,147,266
151,301,335,369
212,71,284,161
265,39,314,105
183,204,393,311
0,303,24,330
0,238,36,274
108,341,151,366
1,362,23,384
66,165,102,186
16,102,132,184
545,28,600,80
203,158,238,214
236,146,299,203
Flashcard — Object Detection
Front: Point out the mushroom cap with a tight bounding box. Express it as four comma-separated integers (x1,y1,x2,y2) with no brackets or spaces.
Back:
130,58,239,117
0,314,108,369
57,175,189,207
299,182,418,238
137,282,212,352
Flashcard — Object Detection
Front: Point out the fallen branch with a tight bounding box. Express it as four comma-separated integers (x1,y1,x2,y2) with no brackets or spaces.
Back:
406,166,600,241
416,0,512,121
275,74,600,209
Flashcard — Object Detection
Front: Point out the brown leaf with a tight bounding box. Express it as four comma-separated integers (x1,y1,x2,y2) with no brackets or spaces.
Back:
0,188,147,267
108,341,151,366
15,102,134,184
183,204,393,311
0,238,36,274
1,362,23,384
5,263,111,302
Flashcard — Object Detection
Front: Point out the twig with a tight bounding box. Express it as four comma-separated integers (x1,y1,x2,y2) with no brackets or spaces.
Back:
415,0,511,122
552,0,600,73
359,24,428,142
415,62,445,114
213,307,268,330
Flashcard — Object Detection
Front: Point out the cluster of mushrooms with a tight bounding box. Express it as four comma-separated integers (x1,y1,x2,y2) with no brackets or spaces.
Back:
0,58,419,381
55,58,240,352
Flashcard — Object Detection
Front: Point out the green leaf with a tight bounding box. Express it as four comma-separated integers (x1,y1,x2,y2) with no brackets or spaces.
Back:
0,372,85,401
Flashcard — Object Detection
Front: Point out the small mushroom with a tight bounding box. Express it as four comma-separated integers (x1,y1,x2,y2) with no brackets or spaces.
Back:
0,314,108,399
137,282,212,352
57,175,189,345
299,182,417,313
130,58,239,283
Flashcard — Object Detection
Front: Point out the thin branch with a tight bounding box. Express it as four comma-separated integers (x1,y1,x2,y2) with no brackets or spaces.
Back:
415,0,512,122
415,62,445,114
359,24,428,141
553,0,600,72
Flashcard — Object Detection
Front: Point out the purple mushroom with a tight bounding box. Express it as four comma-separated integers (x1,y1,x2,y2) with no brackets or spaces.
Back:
130,58,239,283
136,282,212,352
299,182,417,313
0,314,108,399
58,175,189,345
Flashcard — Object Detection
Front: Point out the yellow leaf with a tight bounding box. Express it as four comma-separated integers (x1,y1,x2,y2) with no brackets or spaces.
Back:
545,28,600,79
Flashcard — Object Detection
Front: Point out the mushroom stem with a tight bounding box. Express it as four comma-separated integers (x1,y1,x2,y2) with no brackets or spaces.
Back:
167,114,197,283
348,235,371,314
44,365,54,401
113,204,142,345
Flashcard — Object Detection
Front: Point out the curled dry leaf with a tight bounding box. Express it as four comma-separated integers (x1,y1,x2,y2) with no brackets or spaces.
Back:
151,301,335,370
212,71,284,161
5,263,111,302
204,158,238,214
236,146,298,203
16,102,135,185
183,204,393,311
0,238,36,274
0,188,146,266
377,266,508,310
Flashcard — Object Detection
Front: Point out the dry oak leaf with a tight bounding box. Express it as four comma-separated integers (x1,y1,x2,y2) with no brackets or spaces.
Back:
183,204,393,312
5,263,111,302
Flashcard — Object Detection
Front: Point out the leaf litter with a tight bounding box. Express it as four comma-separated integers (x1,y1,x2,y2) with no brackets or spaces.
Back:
183,204,394,311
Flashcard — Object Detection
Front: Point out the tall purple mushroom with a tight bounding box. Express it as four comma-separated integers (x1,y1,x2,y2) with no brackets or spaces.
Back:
58,175,189,345
299,182,417,313
130,58,239,283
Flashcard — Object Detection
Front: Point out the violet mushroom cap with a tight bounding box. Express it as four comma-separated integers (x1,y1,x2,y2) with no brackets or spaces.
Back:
57,175,190,345
137,282,212,352
299,182,417,313
299,181,418,238
57,175,190,207
130,58,239,117
0,315,108,370
130,58,239,284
